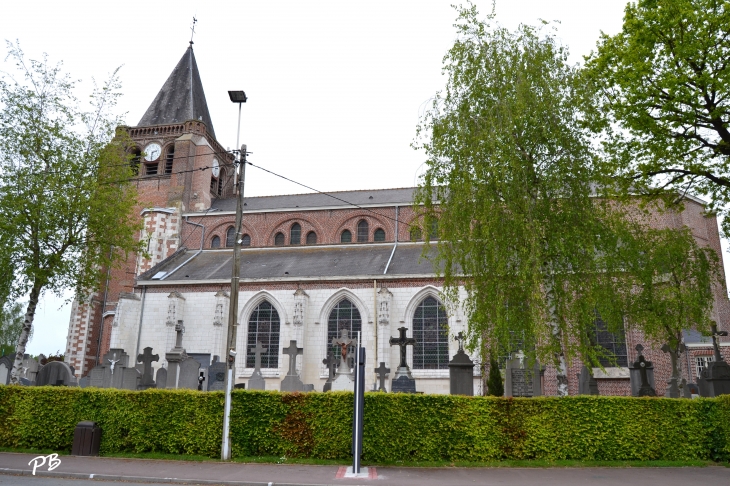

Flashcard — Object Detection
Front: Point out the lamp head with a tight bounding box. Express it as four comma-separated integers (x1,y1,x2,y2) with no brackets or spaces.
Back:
228,91,247,103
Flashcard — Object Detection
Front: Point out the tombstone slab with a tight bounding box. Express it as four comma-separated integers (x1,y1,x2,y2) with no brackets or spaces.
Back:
0,353,16,385
374,362,390,393
208,361,227,391
449,333,474,396
322,353,337,392
122,368,141,390
155,367,168,389
629,345,656,397
504,354,542,397
578,365,599,395
280,340,306,392
331,372,354,391
178,357,201,390
391,375,417,393
78,376,90,388
35,361,77,387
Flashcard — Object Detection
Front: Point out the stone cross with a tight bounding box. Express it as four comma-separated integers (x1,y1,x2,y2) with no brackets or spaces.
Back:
455,332,465,352
634,344,657,397
137,347,159,386
252,341,267,371
374,361,390,392
710,322,728,362
390,327,416,369
282,340,303,377
174,320,185,349
332,329,356,371
322,353,337,381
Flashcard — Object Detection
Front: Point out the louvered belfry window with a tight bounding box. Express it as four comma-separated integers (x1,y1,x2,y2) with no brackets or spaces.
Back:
246,301,280,369
357,220,369,242
412,297,449,369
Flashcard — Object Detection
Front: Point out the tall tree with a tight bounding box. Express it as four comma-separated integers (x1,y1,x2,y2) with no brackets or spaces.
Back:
583,0,730,233
414,4,632,394
0,301,25,356
0,42,142,383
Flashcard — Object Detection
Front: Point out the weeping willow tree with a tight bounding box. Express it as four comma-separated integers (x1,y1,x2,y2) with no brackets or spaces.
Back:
414,4,641,394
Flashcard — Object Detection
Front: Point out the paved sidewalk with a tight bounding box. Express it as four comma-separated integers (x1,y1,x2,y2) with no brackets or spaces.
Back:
0,452,727,486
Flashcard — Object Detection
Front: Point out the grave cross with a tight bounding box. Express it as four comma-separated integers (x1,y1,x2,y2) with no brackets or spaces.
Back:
282,340,303,377
322,353,337,380
174,320,185,349
455,332,465,352
710,322,728,362
137,347,159,385
390,327,416,369
252,341,267,371
107,352,120,375
633,344,656,397
374,361,390,392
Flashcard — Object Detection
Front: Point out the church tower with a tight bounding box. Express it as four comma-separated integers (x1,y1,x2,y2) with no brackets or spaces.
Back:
65,44,234,376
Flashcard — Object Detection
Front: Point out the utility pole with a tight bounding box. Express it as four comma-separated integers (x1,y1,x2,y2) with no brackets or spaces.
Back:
221,144,247,461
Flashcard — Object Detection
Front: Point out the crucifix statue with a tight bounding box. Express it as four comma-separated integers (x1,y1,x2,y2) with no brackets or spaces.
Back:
455,332,465,353
332,329,356,373
282,340,303,377
710,322,728,362
633,344,657,397
107,352,120,375
374,361,390,392
389,327,416,369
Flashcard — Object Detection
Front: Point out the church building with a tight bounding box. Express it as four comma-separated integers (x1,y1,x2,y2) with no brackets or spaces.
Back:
64,44,730,396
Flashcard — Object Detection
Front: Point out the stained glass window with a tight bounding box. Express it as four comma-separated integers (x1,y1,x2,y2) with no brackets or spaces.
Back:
412,297,449,369
327,299,362,369
246,301,280,369
357,220,369,242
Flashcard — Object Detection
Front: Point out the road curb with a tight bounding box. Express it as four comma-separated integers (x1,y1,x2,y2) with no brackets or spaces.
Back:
0,467,334,486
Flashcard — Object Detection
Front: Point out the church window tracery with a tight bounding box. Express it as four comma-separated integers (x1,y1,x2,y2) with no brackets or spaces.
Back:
226,226,235,247
274,232,285,246
290,223,301,245
412,296,449,369
341,230,352,243
374,228,385,242
327,299,362,367
306,231,317,245
246,301,280,369
357,220,369,242
211,236,220,248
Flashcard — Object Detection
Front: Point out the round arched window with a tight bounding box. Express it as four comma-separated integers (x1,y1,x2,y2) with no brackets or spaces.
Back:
242,234,251,246
341,230,352,243
211,236,221,248
290,223,301,245
306,231,317,245
357,220,369,242
226,226,235,247
374,228,385,242
274,232,285,246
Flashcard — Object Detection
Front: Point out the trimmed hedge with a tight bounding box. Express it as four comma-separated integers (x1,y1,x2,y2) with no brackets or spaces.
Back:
0,387,727,461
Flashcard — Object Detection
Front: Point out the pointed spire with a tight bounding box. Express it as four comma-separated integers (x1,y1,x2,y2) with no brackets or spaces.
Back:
138,45,215,138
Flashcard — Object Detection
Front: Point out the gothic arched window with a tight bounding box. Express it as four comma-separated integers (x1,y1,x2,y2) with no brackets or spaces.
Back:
242,234,251,246
274,232,285,246
226,227,235,247
412,296,449,369
211,236,221,248
306,231,317,245
327,299,362,368
290,223,301,245
341,230,352,243
246,301,280,369
374,228,385,242
357,220,369,242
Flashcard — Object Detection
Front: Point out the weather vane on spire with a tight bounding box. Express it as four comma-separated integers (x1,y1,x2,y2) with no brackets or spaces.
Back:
189,16,197,45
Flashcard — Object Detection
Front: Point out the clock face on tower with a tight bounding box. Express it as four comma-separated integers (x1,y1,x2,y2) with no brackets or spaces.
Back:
212,158,220,178
144,143,162,162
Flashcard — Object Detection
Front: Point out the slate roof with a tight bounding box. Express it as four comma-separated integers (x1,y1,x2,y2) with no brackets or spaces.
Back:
137,45,216,138
139,242,441,283
210,187,419,212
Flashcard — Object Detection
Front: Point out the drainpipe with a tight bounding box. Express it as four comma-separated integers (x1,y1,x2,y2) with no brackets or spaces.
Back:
384,205,399,275
134,287,147,359
160,217,206,280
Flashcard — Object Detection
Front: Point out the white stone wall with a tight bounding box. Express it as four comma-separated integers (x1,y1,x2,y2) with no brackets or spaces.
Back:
109,294,142,356
119,284,476,395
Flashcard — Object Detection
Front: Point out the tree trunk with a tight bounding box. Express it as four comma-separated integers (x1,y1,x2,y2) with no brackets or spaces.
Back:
9,282,42,384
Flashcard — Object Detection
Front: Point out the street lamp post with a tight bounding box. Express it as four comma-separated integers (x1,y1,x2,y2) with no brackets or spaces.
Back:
222,90,247,461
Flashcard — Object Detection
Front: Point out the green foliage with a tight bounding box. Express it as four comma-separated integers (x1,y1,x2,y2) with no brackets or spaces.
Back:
583,0,730,233
0,42,142,381
0,387,728,462
0,301,25,356
486,356,504,397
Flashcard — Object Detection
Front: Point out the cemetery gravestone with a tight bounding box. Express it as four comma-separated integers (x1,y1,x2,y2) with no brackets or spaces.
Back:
374,361,390,392
698,323,730,397
322,353,337,392
630,344,657,397
331,330,357,391
0,353,15,385
178,357,201,390
155,367,168,389
78,376,90,388
280,340,306,392
35,361,77,386
578,365,599,395
121,367,141,390
20,355,40,383
165,321,187,389
389,327,417,393
449,332,474,396
504,353,542,397
247,341,267,391
137,347,159,390
208,358,227,391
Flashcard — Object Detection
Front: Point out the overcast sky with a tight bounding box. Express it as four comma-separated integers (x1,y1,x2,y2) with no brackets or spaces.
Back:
1,0,676,355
